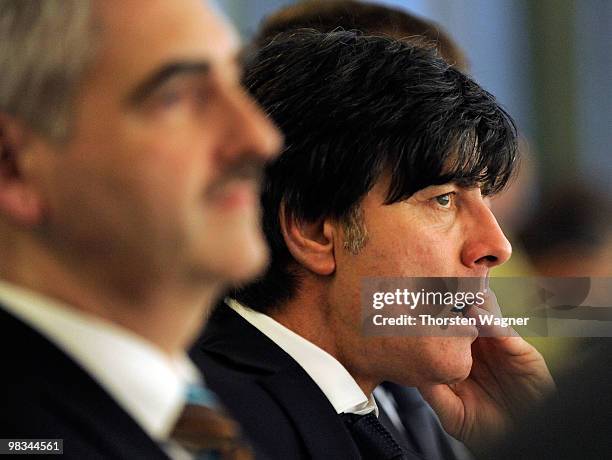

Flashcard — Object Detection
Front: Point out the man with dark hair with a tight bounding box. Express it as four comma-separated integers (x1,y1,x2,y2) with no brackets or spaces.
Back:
191,30,553,460
0,0,280,458
250,6,477,458
253,0,468,70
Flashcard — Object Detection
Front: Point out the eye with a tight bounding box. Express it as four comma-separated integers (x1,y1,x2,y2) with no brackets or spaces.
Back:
153,85,209,111
193,86,209,105
159,91,181,107
434,192,455,208
156,89,183,108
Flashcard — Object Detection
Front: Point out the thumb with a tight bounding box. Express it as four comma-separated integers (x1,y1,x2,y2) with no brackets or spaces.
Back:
418,384,465,437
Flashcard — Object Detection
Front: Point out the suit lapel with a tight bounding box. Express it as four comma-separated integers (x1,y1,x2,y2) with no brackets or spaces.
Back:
199,303,361,459
198,302,290,373
383,382,466,460
41,374,170,460
259,367,361,460
0,306,169,460
376,401,412,449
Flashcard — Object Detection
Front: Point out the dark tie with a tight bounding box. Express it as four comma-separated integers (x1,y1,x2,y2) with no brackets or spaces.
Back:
341,412,409,460
170,384,253,460
381,383,469,460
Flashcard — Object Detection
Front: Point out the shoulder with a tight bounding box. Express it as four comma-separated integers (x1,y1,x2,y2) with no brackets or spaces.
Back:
191,304,357,459
0,307,166,460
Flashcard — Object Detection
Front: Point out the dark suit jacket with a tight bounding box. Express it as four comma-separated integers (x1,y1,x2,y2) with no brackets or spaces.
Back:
0,306,170,460
191,303,460,460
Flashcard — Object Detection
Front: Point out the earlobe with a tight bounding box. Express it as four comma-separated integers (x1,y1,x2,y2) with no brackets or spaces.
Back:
0,117,44,227
279,204,336,276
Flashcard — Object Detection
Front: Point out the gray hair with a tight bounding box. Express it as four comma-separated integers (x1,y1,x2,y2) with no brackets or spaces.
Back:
342,204,368,255
0,0,97,140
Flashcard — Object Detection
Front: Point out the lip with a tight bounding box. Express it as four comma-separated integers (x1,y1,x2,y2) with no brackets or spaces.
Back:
462,303,509,337
432,309,479,339
464,306,484,333
458,318,479,338
208,180,257,210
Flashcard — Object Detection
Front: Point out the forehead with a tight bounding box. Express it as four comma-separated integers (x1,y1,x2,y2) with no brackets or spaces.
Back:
92,0,239,84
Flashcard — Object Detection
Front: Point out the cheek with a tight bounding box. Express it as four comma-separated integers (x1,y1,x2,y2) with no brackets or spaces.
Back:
123,109,217,176
376,227,464,277
357,231,444,276
119,127,214,213
65,138,202,247
360,336,473,386
359,211,426,274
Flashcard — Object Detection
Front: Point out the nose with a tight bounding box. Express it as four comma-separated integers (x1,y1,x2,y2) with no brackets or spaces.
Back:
461,201,512,270
218,86,283,162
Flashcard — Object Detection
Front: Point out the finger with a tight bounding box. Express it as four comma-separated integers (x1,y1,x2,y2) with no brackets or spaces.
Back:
480,288,503,316
464,288,525,338
418,384,464,435
464,302,519,338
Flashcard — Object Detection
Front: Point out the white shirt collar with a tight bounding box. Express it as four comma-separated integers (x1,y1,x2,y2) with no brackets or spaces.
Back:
0,279,200,441
227,298,378,416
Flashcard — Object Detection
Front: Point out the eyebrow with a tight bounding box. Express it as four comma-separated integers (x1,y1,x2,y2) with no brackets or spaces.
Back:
126,61,211,105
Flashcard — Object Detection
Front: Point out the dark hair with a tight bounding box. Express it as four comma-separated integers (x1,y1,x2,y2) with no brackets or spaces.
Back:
235,30,518,313
253,0,468,70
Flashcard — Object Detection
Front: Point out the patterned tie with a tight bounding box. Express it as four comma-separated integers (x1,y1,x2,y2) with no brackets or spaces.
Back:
341,411,409,460
381,383,467,460
170,385,253,460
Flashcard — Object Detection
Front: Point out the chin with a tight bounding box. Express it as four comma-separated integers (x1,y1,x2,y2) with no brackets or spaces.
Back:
199,214,271,278
230,254,268,283
442,358,473,384
384,337,473,387
223,238,270,284
189,230,270,287
424,337,474,384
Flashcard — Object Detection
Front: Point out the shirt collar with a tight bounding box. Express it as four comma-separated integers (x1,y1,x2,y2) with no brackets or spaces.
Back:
227,298,378,416
0,279,200,441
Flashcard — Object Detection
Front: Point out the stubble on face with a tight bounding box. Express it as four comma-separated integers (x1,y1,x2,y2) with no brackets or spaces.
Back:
326,180,482,389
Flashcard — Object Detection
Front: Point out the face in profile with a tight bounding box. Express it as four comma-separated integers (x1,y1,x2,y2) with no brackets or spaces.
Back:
23,0,281,290
329,178,512,386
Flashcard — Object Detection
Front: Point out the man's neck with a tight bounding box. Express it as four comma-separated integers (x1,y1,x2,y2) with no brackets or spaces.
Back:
0,242,220,356
269,283,379,395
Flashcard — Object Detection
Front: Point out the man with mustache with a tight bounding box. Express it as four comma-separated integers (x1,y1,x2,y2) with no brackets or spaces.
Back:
0,0,280,458
191,30,554,460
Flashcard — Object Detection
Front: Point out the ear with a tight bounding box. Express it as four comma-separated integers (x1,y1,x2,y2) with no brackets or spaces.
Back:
0,114,44,226
279,204,336,276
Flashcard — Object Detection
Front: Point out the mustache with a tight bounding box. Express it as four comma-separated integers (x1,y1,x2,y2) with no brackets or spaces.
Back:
205,155,267,198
